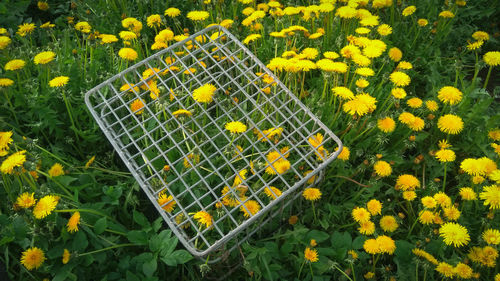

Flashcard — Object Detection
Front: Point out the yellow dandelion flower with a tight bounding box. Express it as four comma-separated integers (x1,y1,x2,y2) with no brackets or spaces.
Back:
388,47,402,62
373,160,391,177
20,247,45,270
335,146,350,161
454,263,473,279
1,150,26,174
48,163,64,177
264,186,282,199
225,121,247,134
192,83,216,103
308,133,329,160
479,184,500,210
119,31,137,40
75,21,91,33
402,6,416,16
342,93,377,116
355,67,375,77
0,36,11,50
67,211,80,233
0,78,13,88
482,229,500,245
332,86,355,100
99,34,118,44
412,248,439,265
84,155,96,169
435,149,456,162
172,109,192,118
34,51,56,65
418,210,435,225
389,71,410,87
380,216,398,232
358,220,376,235
16,192,36,209
352,207,371,223
157,192,176,212
0,131,13,156
403,191,417,201
395,174,420,191
356,78,369,88
443,206,461,221
366,199,382,215
5,59,26,71
407,97,423,108
302,187,321,201
240,200,260,217
304,247,319,262
437,86,462,105
17,23,36,37
436,262,455,278
243,33,261,45
377,24,392,36
118,48,138,61
434,192,452,207
437,114,463,134
130,99,145,115
376,235,396,254
439,222,470,247
484,51,500,67
425,100,439,112
49,76,69,87
122,18,142,33
62,249,70,264
187,11,209,21
472,31,489,41
438,11,454,18
417,19,428,26
377,117,396,133
389,88,405,100
363,238,379,254
459,187,477,201
421,196,437,208
33,195,59,219
164,7,181,17
146,14,162,28
193,210,213,228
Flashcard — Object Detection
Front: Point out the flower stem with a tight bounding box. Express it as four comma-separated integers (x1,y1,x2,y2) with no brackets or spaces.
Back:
483,65,493,89
78,243,136,257
442,162,447,192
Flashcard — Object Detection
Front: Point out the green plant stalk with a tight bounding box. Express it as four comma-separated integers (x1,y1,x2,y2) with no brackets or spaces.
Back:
333,263,354,281
2,174,14,203
36,169,73,198
311,201,318,223
350,262,356,281
483,65,493,89
78,243,136,257
442,162,447,192
55,209,115,221
81,222,126,236
297,260,305,279
61,89,79,142
372,254,380,275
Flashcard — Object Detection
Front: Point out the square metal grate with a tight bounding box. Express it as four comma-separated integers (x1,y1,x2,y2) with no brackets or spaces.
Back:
85,25,342,258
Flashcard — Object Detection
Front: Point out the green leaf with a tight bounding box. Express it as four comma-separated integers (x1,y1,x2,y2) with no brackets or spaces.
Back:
126,271,141,281
352,236,366,250
307,230,330,243
133,210,150,227
170,250,192,264
72,231,88,251
127,230,148,245
94,217,107,235
142,258,157,277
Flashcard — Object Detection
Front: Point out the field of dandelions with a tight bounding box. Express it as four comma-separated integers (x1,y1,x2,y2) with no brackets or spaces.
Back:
1,0,499,280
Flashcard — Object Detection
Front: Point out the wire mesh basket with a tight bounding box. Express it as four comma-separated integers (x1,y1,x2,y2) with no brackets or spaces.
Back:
85,25,342,258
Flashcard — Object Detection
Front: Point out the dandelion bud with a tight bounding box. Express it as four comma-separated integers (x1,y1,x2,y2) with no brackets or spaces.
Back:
434,178,441,182
409,135,416,141
363,160,369,165
398,212,405,219
427,114,435,120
